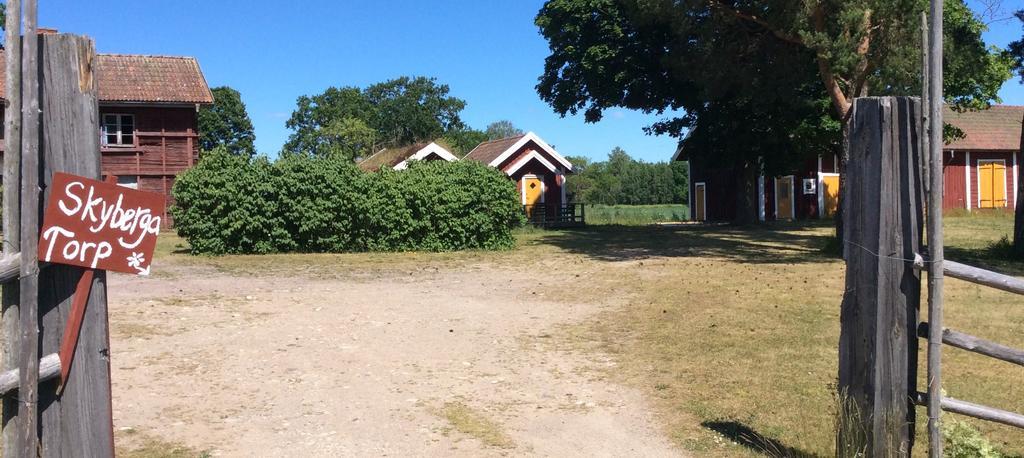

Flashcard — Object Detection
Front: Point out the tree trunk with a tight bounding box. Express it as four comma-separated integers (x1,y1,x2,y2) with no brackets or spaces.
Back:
836,116,852,256
1013,113,1024,258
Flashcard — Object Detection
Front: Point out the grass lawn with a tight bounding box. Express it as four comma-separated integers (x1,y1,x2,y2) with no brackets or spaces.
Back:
150,213,1022,456
585,204,689,225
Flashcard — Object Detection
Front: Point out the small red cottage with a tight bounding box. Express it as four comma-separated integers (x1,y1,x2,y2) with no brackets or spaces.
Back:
463,132,579,224
942,105,1023,211
0,45,213,223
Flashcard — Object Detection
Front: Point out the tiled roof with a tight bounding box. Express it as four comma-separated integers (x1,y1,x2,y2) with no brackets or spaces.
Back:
463,135,525,165
944,105,1024,152
358,143,428,171
0,50,213,104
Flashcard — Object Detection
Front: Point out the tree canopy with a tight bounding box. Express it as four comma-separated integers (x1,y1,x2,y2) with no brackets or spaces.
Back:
1011,9,1024,81
485,120,524,140
284,76,467,159
198,86,256,157
535,0,1012,166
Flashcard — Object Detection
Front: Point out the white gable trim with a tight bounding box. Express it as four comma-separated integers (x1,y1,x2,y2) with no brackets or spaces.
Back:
505,150,558,175
487,132,573,172
394,142,458,170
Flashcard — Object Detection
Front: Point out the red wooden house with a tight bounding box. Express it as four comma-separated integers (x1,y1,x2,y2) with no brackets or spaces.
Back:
0,50,214,222
942,105,1023,211
463,132,580,225
677,105,1024,221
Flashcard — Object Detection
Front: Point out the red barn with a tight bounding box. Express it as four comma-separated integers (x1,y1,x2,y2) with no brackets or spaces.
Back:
677,105,1024,221
942,105,1023,211
0,49,214,223
463,132,579,225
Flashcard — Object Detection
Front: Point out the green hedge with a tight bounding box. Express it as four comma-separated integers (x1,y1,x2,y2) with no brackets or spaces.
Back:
171,148,524,254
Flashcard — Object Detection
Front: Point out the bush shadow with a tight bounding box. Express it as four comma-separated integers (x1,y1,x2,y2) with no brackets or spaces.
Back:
702,420,822,458
538,221,837,265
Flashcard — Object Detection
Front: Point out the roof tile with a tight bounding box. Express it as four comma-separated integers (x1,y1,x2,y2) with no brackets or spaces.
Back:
944,105,1024,151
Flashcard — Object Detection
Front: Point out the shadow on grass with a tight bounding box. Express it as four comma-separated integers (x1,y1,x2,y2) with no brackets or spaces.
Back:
537,221,837,264
702,421,822,458
944,244,1024,277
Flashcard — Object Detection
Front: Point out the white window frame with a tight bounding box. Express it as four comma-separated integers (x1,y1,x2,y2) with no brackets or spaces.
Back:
116,175,139,190
102,113,136,147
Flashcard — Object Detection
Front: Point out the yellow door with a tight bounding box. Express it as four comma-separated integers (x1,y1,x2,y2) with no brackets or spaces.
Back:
978,161,1007,208
523,176,544,219
822,175,840,217
694,184,706,221
776,176,793,220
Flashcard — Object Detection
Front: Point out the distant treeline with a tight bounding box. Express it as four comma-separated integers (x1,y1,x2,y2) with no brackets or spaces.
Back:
566,148,688,205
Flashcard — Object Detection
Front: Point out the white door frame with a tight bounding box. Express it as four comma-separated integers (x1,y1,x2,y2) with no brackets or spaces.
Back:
775,175,795,220
694,182,707,221
977,159,1007,208
818,172,840,219
521,174,546,205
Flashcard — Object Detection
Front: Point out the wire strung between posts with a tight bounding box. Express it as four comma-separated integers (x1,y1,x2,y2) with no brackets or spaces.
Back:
844,239,934,265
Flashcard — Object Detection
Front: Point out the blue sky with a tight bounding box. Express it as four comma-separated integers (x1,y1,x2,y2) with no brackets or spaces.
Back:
37,0,1024,163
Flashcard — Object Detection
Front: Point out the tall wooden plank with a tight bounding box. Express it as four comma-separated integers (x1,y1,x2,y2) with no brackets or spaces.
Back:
35,34,114,457
17,1,41,454
1,1,22,455
838,97,923,456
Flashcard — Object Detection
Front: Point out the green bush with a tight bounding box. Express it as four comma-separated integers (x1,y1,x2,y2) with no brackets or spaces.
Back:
171,149,523,254
942,419,1003,458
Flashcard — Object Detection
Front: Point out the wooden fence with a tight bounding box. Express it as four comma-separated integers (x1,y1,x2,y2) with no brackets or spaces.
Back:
0,2,115,455
839,96,1024,456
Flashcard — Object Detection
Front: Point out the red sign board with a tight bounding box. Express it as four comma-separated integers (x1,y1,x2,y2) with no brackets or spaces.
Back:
38,172,165,275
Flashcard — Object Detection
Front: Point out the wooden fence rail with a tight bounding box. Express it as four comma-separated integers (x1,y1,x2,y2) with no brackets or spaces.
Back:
916,322,1024,367
912,392,1024,429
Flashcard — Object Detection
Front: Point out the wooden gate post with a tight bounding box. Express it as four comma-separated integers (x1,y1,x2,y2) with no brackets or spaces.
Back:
838,97,924,456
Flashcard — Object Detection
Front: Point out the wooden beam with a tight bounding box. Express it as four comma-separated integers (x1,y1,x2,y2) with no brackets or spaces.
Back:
1,0,23,454
0,354,60,396
944,260,1024,296
913,392,1024,430
17,1,41,454
917,322,1024,366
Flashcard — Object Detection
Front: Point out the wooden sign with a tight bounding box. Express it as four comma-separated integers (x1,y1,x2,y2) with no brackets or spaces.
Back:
38,172,165,275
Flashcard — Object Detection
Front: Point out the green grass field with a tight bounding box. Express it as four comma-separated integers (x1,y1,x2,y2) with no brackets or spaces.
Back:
585,204,689,225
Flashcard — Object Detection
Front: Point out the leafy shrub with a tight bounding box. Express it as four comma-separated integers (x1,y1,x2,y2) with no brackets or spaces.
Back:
942,419,1003,458
171,150,522,254
171,148,289,254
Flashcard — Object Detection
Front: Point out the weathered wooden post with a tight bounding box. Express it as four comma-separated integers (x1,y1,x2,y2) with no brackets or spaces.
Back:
35,33,116,456
837,97,923,456
1,0,23,455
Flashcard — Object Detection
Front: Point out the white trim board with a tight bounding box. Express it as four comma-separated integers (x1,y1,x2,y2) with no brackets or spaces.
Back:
393,142,458,170
488,132,573,172
506,150,559,175
965,151,971,211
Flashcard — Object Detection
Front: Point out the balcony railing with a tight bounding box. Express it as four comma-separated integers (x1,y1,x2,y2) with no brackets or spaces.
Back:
522,203,585,227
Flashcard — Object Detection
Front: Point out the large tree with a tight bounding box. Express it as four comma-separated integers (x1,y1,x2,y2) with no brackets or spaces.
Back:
198,86,256,157
535,0,1012,222
284,76,466,157
485,120,524,140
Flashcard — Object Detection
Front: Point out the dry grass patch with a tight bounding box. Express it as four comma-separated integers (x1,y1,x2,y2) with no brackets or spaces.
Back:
115,428,209,458
436,401,515,449
541,219,1023,456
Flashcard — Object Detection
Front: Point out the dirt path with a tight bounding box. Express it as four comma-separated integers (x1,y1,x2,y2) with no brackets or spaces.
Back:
107,258,679,457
